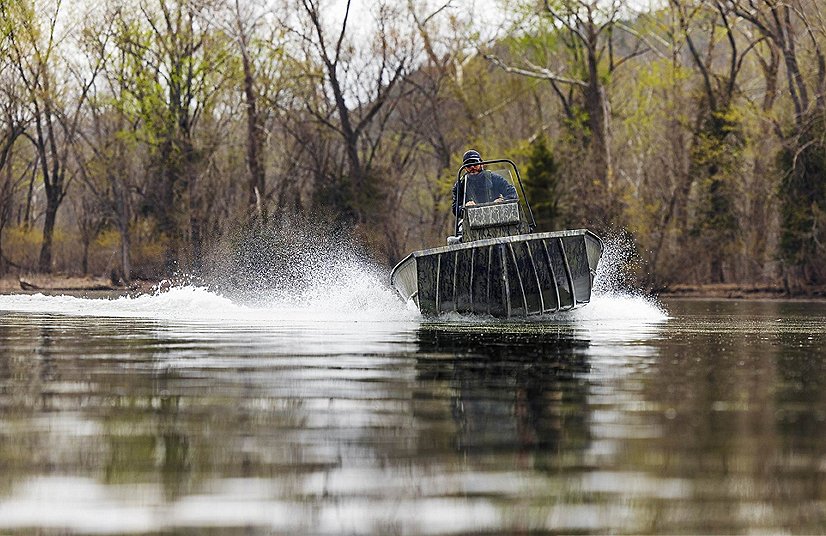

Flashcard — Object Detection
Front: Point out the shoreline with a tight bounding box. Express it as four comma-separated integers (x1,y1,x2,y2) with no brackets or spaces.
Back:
655,283,826,300
0,274,157,296
2,275,825,301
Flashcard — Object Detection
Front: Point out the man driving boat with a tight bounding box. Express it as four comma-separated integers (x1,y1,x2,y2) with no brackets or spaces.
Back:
451,149,517,216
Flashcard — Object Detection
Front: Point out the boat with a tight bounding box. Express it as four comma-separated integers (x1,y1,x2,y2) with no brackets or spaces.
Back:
390,159,603,317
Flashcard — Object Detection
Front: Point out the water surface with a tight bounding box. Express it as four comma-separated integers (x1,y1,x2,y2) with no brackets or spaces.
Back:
0,288,825,534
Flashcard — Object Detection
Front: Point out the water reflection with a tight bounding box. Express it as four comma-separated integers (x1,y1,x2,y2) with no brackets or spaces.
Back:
3,300,826,533
634,300,826,533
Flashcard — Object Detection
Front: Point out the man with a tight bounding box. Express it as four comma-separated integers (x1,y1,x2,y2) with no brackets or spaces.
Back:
451,149,517,216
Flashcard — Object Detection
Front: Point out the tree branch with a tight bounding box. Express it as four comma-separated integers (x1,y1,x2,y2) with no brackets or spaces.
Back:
485,53,587,87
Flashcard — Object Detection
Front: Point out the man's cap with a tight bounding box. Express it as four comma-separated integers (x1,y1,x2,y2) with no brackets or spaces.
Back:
462,149,482,165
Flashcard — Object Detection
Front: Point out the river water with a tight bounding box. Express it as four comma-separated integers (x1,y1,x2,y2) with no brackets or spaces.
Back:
0,274,825,534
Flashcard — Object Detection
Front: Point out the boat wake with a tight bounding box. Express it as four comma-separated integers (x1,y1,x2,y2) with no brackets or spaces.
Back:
569,292,667,322
0,260,416,325
0,214,419,324
0,277,416,326
0,282,661,329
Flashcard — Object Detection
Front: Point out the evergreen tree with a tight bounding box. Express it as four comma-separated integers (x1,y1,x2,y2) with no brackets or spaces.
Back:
524,137,563,231
779,117,826,285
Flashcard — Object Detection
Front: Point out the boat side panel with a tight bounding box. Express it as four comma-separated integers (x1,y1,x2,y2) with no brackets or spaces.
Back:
488,245,507,317
547,239,574,309
504,244,523,316
562,235,592,304
511,241,543,315
416,255,439,315
455,248,474,312
528,240,557,312
470,247,490,314
438,251,457,312
585,232,604,278
524,243,545,312
390,255,418,304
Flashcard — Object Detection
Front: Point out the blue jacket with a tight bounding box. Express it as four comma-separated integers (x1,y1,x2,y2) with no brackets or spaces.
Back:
451,170,517,215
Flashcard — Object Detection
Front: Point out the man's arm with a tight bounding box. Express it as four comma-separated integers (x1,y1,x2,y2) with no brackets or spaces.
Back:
451,179,461,214
493,173,517,200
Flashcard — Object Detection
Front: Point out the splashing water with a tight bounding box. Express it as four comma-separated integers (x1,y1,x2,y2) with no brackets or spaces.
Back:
583,232,668,322
205,216,419,322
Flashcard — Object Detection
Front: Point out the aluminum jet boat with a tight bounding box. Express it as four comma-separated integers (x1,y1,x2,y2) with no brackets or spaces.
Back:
390,159,603,317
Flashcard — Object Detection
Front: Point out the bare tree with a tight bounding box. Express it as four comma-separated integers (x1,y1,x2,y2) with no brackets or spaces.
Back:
287,0,416,223
71,185,107,275
669,0,761,282
730,0,826,286
6,0,102,272
111,0,230,275
75,89,135,281
486,0,656,225
389,1,478,254
0,75,30,274
217,0,271,220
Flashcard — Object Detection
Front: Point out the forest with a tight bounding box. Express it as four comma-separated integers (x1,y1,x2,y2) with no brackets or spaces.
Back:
1,0,825,292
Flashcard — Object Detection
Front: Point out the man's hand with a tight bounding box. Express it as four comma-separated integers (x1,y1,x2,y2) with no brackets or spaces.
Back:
465,200,477,206
494,195,505,203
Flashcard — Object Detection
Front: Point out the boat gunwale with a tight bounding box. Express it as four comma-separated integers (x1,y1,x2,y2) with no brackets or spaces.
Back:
393,229,601,266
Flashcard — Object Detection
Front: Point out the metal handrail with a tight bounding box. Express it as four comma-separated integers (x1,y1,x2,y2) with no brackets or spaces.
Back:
453,159,538,236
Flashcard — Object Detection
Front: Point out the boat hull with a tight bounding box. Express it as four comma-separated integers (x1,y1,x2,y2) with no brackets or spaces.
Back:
390,229,603,317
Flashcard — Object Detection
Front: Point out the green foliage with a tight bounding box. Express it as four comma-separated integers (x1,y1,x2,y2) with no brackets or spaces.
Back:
623,59,693,133
692,110,743,230
3,224,79,272
687,107,744,282
4,225,42,269
523,137,563,231
778,115,826,282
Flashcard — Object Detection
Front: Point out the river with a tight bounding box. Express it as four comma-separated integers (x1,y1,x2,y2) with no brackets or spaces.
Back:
0,274,825,534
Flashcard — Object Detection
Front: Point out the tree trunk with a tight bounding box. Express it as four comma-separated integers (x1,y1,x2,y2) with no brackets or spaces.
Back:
585,51,612,192
120,223,131,282
115,187,131,282
23,154,36,228
0,143,13,277
710,256,724,284
0,194,6,276
81,239,89,275
38,193,59,273
584,32,614,224
158,141,179,274
239,32,266,217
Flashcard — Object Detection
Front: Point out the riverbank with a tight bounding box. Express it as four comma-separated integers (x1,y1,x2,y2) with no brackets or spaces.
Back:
0,274,157,295
2,274,826,300
656,283,826,300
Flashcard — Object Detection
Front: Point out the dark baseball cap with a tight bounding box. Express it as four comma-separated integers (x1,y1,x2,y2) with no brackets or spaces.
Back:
462,149,482,165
